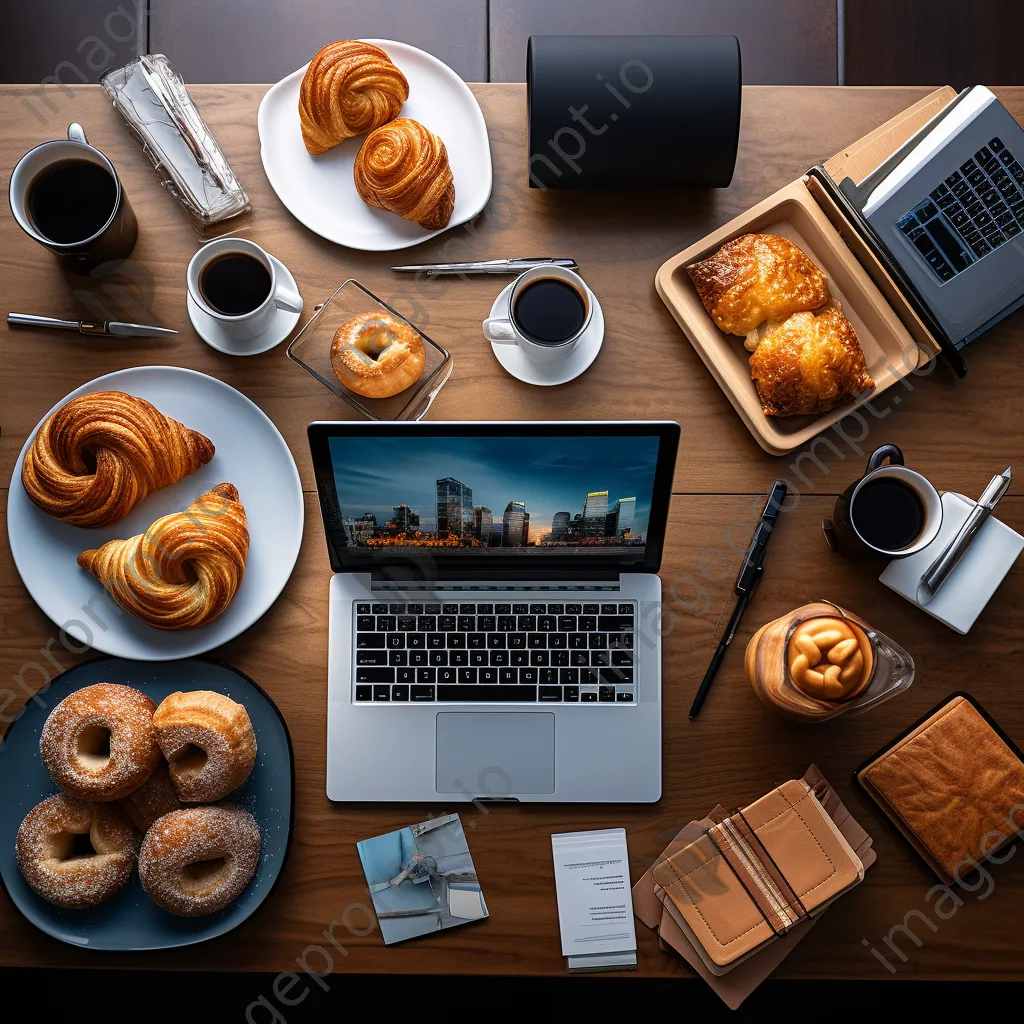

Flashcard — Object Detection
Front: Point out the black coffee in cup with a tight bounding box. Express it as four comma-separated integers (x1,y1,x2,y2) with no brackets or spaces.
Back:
28,158,117,244
199,252,272,316
512,277,586,344
851,478,925,551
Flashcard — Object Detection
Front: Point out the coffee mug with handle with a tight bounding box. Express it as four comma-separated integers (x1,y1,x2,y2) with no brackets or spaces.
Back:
482,264,592,364
187,237,302,343
9,123,138,270
824,444,943,559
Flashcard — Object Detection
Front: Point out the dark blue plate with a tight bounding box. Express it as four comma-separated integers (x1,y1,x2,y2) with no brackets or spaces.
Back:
0,658,293,951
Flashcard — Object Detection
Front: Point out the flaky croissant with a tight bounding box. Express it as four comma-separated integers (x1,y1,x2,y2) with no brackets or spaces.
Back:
354,117,455,230
298,40,409,155
22,391,215,528
77,483,249,630
688,233,830,337
749,301,874,417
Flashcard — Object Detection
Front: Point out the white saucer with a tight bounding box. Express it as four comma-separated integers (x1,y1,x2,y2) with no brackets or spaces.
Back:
487,281,604,386
188,255,302,356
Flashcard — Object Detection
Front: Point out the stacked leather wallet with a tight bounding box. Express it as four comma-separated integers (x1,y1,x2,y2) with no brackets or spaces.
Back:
856,692,1024,883
633,765,875,1008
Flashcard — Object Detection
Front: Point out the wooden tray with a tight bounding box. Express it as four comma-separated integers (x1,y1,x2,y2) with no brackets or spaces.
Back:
655,178,922,455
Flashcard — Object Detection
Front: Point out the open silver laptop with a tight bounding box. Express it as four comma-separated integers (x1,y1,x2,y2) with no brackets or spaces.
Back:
309,420,679,803
860,85,1024,347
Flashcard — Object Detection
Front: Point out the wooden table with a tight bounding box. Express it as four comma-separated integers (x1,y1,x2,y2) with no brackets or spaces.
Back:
2,83,1024,981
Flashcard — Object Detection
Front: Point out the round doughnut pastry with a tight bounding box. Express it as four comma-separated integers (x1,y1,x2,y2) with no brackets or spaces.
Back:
40,683,161,802
119,762,181,831
139,805,261,917
153,691,257,803
16,794,137,909
330,311,426,399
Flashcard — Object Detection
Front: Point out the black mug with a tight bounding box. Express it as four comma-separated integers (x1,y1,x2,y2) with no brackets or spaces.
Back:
9,123,138,271
824,444,943,560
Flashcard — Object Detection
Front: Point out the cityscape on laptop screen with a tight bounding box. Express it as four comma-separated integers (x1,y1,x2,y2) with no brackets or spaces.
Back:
328,434,660,557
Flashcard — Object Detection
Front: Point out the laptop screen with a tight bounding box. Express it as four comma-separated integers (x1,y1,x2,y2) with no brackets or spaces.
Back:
308,422,679,572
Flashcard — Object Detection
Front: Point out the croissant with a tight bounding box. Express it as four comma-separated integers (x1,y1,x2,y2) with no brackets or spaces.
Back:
77,483,249,630
354,117,455,230
298,40,409,155
688,233,830,337
22,391,215,528
749,301,874,417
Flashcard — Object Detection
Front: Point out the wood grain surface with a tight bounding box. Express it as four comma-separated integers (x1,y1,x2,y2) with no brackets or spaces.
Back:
1,84,1023,978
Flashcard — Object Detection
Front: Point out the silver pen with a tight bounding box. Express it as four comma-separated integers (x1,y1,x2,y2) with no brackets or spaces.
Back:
922,467,1012,593
391,257,577,276
7,313,177,338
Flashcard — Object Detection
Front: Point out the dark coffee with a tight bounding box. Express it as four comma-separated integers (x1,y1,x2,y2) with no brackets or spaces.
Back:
513,278,586,344
852,478,925,551
28,158,117,244
199,252,272,316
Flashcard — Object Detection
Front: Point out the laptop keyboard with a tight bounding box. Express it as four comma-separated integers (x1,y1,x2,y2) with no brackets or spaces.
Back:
898,136,1024,283
352,601,636,704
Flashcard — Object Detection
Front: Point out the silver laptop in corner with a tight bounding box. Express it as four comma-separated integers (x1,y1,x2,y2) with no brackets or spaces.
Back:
308,420,680,803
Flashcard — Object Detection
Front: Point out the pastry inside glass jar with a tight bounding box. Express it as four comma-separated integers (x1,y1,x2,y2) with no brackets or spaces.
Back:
330,311,426,399
787,616,873,701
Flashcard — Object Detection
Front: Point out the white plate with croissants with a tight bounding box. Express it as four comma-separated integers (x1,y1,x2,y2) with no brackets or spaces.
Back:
0,659,293,950
7,366,303,660
258,38,492,250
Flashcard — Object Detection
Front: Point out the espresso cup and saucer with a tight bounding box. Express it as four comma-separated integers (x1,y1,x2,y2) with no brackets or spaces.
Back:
483,264,604,386
187,237,303,356
823,444,943,560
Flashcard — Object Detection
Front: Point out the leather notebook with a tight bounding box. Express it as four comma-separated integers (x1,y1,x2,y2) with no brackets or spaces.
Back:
856,693,1024,883
650,778,865,973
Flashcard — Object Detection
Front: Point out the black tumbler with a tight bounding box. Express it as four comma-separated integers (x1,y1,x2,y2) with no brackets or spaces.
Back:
526,34,742,190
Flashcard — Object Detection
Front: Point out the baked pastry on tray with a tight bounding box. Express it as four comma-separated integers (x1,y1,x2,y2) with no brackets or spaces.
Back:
687,233,829,339
749,301,874,417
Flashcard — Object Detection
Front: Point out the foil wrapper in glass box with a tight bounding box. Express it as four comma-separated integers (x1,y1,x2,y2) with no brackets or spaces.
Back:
287,280,453,421
745,600,914,722
101,54,249,231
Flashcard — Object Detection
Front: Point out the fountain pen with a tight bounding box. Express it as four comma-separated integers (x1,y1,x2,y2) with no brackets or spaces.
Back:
689,480,788,721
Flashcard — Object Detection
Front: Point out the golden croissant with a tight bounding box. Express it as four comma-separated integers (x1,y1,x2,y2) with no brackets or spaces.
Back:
77,483,249,630
354,117,456,230
22,391,215,528
298,39,409,155
749,301,874,417
688,233,830,337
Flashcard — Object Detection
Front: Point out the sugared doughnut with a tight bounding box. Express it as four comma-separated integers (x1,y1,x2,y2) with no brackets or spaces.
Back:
40,683,161,801
119,762,181,831
153,691,257,803
16,794,137,909
330,311,426,399
139,805,261,917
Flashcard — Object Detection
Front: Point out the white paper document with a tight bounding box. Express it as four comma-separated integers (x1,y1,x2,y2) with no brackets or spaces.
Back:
551,828,637,972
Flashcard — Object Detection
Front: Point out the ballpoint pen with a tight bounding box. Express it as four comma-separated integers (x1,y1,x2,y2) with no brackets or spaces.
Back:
390,257,578,276
7,313,177,338
921,466,1012,594
689,480,788,721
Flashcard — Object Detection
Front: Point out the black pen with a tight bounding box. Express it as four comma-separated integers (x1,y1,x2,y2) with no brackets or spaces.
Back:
689,480,788,721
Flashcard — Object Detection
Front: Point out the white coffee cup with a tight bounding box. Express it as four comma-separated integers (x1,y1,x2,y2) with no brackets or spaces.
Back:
482,264,592,364
187,236,302,343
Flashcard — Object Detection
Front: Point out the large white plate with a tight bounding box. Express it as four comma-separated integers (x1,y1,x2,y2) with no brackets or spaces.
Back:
257,39,493,251
7,367,304,661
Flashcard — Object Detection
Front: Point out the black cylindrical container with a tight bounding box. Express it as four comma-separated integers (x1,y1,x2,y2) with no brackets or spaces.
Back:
527,34,741,189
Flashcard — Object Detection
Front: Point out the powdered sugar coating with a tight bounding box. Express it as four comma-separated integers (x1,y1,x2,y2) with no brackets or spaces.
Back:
15,793,138,909
119,761,181,830
139,805,261,917
40,683,161,802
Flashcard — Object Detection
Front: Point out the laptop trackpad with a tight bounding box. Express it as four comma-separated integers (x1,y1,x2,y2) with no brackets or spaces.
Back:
435,713,555,796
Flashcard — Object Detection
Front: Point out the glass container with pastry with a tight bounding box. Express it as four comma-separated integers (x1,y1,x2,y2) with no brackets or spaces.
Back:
287,278,452,420
745,600,914,721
